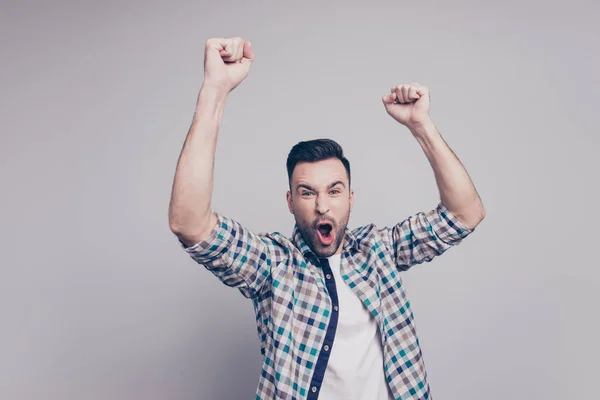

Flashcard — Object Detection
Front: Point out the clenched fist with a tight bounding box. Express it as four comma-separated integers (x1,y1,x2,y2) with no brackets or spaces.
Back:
382,83,431,128
202,37,254,93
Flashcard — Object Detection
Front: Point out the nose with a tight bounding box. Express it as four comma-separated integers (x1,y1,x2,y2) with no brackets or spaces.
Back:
316,195,329,215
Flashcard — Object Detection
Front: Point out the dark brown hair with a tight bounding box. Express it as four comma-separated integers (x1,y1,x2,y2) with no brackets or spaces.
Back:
286,139,351,189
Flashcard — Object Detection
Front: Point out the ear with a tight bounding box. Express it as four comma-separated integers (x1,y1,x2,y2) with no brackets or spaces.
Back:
349,188,354,212
286,191,294,214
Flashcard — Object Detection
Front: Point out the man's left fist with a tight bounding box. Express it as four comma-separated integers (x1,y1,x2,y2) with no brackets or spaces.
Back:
382,83,431,128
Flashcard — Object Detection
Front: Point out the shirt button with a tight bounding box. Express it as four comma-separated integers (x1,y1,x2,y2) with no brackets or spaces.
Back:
312,386,318,393
334,305,339,311
324,344,329,351
326,273,331,279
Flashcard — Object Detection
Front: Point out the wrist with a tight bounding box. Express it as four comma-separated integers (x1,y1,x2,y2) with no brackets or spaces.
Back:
199,83,230,100
407,117,435,137
195,85,229,121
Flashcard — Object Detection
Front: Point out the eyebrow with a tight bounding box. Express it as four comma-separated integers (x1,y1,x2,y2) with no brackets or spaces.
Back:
296,181,346,193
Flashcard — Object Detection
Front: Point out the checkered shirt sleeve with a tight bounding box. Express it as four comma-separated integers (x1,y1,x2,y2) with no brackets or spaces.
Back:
178,212,286,299
379,201,474,270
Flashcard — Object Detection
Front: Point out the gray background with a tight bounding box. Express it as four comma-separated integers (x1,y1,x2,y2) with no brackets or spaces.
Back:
1,0,598,399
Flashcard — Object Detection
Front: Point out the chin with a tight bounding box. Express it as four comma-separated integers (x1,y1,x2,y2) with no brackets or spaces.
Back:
312,239,343,258
300,225,345,258
314,248,337,258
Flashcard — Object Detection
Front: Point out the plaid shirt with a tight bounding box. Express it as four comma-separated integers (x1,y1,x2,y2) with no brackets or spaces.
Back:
179,201,474,399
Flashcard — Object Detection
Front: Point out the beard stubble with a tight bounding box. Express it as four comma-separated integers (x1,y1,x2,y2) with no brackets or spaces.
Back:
295,211,350,258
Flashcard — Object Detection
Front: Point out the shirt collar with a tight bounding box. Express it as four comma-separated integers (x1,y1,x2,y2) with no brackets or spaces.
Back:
291,224,360,259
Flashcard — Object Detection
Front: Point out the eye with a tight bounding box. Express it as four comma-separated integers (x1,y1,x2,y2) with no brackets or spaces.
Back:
330,189,341,195
301,191,314,197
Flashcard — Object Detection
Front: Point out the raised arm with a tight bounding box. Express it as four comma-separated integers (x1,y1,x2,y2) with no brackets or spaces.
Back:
377,83,485,270
169,37,254,246
382,83,486,229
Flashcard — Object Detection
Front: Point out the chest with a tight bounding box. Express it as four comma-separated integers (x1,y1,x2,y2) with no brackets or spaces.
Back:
268,249,398,329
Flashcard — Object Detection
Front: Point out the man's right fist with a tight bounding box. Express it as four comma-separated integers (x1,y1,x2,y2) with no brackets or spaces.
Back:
202,37,254,93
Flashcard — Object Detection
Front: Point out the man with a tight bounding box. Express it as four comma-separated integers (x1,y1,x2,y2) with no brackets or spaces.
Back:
169,37,485,400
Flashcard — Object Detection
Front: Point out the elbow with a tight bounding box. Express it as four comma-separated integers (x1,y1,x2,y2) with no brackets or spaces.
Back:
169,222,183,235
463,204,486,231
168,213,185,234
169,211,218,247
451,200,485,231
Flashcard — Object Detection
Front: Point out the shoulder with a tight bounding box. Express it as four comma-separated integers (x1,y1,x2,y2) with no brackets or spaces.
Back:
351,223,380,240
350,223,387,251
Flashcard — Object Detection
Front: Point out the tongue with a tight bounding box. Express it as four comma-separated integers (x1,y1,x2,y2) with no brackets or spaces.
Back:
317,228,334,245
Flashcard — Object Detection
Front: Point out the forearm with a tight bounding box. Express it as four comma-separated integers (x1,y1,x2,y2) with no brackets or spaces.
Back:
410,119,485,229
168,85,228,235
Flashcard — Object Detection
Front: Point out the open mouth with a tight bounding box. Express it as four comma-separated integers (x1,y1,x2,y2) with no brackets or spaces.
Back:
316,222,334,245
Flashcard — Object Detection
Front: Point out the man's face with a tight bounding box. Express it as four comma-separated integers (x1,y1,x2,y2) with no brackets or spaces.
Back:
286,158,354,258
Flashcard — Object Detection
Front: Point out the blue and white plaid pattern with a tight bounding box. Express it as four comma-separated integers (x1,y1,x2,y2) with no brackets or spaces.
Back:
180,201,474,399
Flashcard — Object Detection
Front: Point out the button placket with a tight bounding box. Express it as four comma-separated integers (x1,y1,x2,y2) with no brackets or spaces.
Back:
307,257,340,400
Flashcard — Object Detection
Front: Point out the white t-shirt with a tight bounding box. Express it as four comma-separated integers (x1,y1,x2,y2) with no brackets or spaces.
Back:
319,254,394,400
